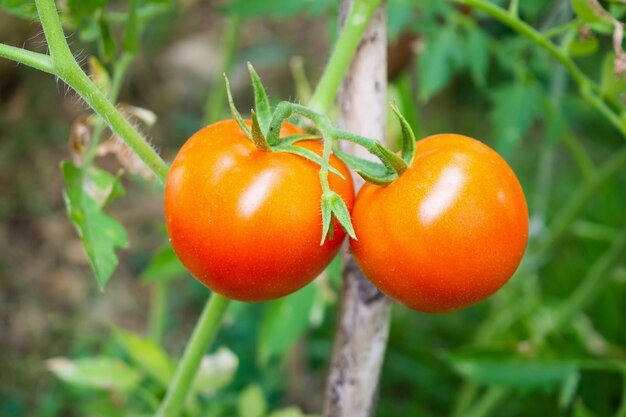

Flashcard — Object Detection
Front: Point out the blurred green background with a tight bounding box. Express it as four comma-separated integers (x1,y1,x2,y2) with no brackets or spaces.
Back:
1,0,626,416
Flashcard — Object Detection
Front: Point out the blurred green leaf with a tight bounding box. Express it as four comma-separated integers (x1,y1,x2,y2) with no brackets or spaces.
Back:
574,401,600,417
68,0,107,19
97,11,116,62
193,347,239,395
224,0,334,18
559,372,581,410
600,52,626,101
139,244,187,283
114,328,173,387
572,0,608,24
569,36,599,57
419,25,464,102
268,407,319,417
258,284,316,366
0,0,37,19
61,162,128,288
465,24,490,87
238,384,267,417
489,82,542,157
388,1,416,41
448,352,577,390
47,357,140,392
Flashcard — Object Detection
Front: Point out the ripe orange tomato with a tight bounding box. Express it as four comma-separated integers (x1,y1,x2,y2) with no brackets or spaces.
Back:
350,134,528,313
165,119,354,302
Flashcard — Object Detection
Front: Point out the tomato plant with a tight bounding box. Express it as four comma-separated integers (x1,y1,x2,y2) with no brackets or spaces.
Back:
350,133,529,313
165,119,355,302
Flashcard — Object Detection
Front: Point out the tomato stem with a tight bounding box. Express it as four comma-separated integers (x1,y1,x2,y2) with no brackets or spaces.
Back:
34,0,170,183
308,0,384,114
155,292,231,417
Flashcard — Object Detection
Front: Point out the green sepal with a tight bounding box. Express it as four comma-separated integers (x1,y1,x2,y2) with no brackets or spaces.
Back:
375,142,407,176
333,148,387,178
273,144,345,179
277,133,321,146
354,169,396,185
391,103,416,166
334,148,396,184
251,110,271,151
224,74,252,138
321,191,356,244
248,63,272,135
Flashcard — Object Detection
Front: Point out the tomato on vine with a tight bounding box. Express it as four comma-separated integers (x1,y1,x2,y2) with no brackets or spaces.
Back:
165,119,355,302
350,134,529,313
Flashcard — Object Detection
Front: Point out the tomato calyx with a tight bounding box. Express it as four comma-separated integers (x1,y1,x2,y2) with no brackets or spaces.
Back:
224,63,419,242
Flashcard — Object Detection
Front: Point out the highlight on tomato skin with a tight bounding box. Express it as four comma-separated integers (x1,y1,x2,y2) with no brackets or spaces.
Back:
349,133,529,314
164,119,355,302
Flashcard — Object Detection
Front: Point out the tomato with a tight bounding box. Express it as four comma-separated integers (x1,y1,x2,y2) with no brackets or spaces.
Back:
165,119,354,302
350,134,528,313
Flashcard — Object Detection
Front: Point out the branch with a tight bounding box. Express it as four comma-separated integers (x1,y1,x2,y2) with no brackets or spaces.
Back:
322,2,391,416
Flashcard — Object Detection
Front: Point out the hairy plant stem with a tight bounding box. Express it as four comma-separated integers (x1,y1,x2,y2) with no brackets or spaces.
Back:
34,0,169,183
155,293,231,417
0,43,53,73
308,0,383,114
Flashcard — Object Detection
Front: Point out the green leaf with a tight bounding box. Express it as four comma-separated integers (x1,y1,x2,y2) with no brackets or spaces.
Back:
193,347,239,395
387,2,416,41
68,0,107,18
572,0,608,24
268,407,319,417
489,82,542,157
600,52,626,101
61,162,128,288
237,385,267,417
139,244,187,283
47,357,140,392
248,63,272,135
448,352,577,390
419,25,464,102
465,25,490,87
569,35,599,57
224,0,334,18
574,402,600,417
97,12,117,62
122,0,140,54
258,284,316,366
0,0,38,19
114,328,173,387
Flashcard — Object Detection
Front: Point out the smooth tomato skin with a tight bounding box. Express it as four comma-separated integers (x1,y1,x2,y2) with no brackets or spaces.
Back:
350,134,528,313
165,119,354,302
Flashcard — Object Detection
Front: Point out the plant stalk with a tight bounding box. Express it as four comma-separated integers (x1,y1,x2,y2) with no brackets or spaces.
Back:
308,0,383,114
155,293,231,417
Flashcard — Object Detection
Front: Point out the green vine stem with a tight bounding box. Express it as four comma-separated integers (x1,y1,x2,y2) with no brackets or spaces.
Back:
30,0,169,183
84,52,136,168
0,43,53,73
155,293,231,417
308,0,383,114
453,0,626,139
